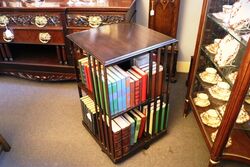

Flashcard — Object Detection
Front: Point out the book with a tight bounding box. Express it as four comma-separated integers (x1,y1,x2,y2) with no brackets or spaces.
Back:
80,96,98,135
107,68,123,114
141,63,163,97
108,66,127,111
127,71,140,106
128,69,142,104
149,100,161,134
78,57,88,86
123,113,135,145
128,110,141,143
133,53,149,67
113,65,131,109
131,66,147,102
108,74,118,115
160,103,169,131
110,120,122,159
127,72,135,107
114,116,131,156
134,109,146,139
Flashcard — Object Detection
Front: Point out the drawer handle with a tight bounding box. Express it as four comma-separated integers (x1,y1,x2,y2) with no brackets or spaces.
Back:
88,16,102,28
0,15,9,27
3,29,14,42
39,32,51,43
35,16,48,28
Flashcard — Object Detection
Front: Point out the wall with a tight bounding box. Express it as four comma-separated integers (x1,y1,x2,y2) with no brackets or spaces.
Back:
136,0,149,27
136,0,203,73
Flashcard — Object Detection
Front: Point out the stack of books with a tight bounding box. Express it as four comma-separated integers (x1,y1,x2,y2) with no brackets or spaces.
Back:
80,96,98,135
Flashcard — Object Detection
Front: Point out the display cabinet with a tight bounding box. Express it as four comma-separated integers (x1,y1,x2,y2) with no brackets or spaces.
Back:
0,0,135,81
184,0,250,166
67,23,177,163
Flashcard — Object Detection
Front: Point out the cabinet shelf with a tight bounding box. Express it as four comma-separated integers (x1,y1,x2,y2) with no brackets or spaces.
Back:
207,13,248,47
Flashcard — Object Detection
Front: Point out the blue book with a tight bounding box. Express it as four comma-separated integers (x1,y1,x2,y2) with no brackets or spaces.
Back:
108,66,126,111
107,68,122,114
113,65,130,109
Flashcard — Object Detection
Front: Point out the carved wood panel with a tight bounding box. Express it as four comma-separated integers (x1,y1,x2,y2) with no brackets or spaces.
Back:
149,0,180,38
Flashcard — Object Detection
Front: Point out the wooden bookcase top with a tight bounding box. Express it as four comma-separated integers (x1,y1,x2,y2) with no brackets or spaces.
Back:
67,23,177,66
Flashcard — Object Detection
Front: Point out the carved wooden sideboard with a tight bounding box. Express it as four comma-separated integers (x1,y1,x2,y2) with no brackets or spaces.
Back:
0,0,135,81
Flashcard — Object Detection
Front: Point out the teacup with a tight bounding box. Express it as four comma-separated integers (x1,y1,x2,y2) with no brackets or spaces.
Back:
205,67,217,80
223,5,233,14
217,81,230,92
207,109,219,119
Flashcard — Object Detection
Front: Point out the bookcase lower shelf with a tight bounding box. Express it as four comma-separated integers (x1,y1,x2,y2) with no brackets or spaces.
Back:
82,120,167,163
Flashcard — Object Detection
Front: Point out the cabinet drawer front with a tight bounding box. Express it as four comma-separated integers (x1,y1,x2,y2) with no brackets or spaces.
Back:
66,13,126,28
0,29,65,45
0,13,62,28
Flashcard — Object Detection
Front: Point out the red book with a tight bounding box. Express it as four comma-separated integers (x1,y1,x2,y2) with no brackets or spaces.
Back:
127,70,140,106
131,66,147,102
134,109,146,139
85,64,93,92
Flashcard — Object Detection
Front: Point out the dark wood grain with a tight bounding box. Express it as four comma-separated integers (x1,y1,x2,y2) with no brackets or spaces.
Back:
67,23,177,66
0,0,135,81
148,0,180,38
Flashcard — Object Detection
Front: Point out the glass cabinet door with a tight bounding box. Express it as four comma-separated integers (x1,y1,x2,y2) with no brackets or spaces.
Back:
186,0,250,164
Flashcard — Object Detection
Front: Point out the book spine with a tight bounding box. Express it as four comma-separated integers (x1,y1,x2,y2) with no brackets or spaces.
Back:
155,107,160,133
121,126,131,156
117,79,123,113
156,69,163,96
130,80,135,108
134,79,140,106
107,82,114,115
126,76,130,109
121,77,127,111
86,65,93,92
141,74,147,102
111,82,118,115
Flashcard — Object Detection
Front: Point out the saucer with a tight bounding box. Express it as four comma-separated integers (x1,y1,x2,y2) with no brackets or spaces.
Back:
208,85,231,101
194,97,210,107
200,110,221,128
211,130,232,148
218,104,250,124
199,72,222,85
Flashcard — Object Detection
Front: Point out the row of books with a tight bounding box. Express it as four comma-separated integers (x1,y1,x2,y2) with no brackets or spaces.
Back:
80,95,169,159
109,99,168,159
80,96,98,136
78,57,163,116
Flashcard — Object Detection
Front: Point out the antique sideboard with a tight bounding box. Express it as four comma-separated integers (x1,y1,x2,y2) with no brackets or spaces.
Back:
0,0,135,81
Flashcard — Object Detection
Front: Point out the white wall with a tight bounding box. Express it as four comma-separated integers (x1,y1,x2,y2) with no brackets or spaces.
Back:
136,0,149,27
136,0,203,73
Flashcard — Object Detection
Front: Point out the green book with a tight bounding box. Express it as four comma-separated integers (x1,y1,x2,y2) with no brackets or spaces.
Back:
129,110,141,143
160,102,167,131
108,74,118,115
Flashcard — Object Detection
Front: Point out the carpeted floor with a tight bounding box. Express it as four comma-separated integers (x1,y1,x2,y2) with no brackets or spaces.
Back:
0,73,249,167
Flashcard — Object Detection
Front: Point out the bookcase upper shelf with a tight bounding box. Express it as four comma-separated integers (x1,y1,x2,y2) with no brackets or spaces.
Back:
67,23,177,66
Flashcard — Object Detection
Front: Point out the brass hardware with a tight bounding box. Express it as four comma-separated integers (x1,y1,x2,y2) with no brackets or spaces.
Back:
39,32,51,43
88,16,102,28
0,15,9,27
3,29,14,42
35,16,48,28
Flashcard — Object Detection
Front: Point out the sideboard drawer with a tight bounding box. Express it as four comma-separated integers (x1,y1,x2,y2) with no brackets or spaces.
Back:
0,13,62,28
66,13,126,28
0,29,65,45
